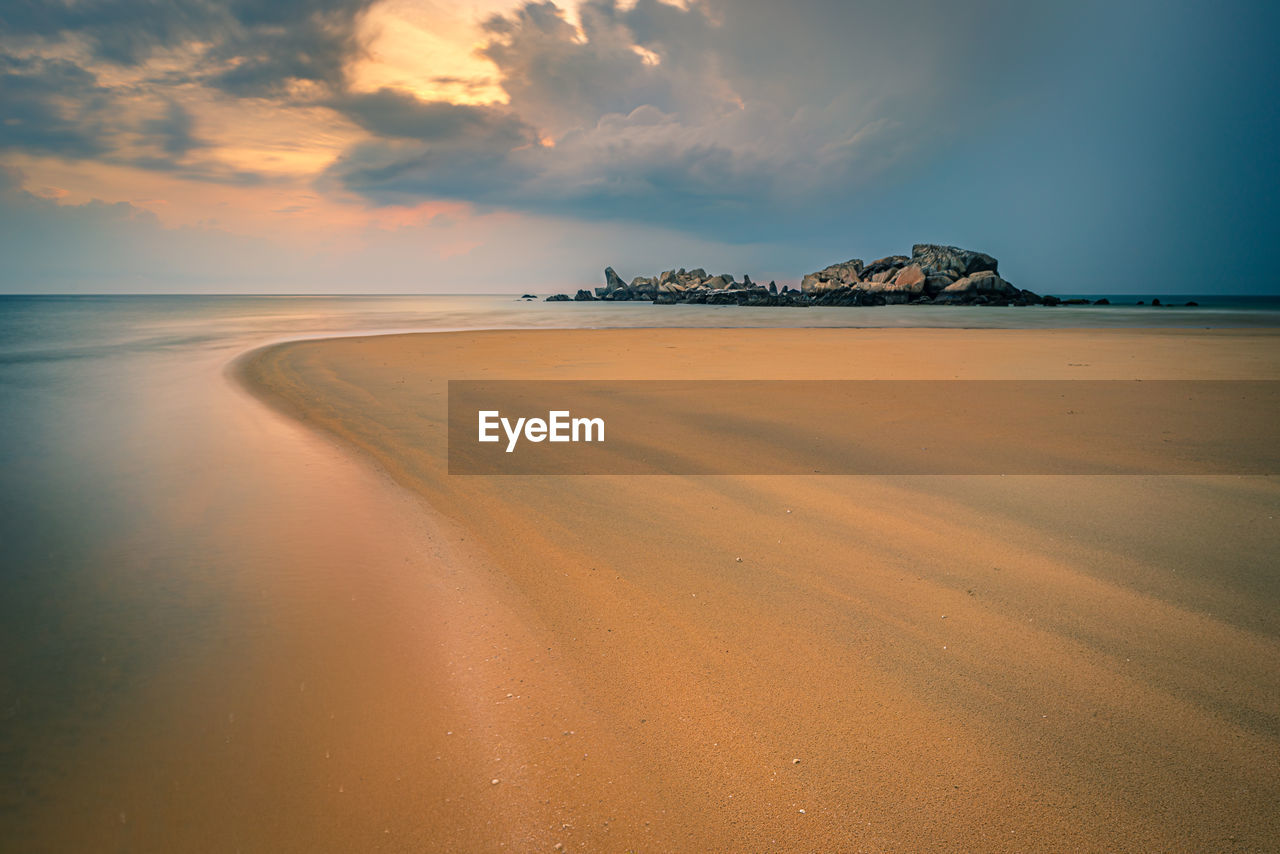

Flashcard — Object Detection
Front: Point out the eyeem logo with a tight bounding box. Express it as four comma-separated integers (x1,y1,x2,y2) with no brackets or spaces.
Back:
478,410,605,453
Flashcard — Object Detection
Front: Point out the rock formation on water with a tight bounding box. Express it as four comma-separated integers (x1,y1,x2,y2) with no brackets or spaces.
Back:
546,244,1052,306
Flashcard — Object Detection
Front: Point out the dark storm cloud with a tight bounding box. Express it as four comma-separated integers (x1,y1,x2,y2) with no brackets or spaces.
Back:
0,55,111,158
143,100,204,157
329,89,534,145
0,0,214,66
324,100,809,239
0,0,378,95
0,53,256,180
207,0,377,96
323,89,543,206
0,0,383,177
320,0,1280,275
478,0,691,132
325,0,1001,238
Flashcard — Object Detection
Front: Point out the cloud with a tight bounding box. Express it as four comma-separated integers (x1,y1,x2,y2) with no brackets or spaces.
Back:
0,0,379,95
0,54,111,158
2,0,1277,294
207,0,378,96
317,1,906,238
329,88,534,144
0,0,387,187
1,47,268,183
321,0,1087,241
143,99,205,158
478,0,688,133
2,0,1077,236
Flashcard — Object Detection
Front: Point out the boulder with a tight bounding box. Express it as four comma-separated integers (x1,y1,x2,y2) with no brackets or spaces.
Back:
800,272,834,293
894,264,926,288
574,289,596,301
604,266,627,293
911,243,999,277
629,275,658,295
860,255,909,279
941,270,1015,297
880,264,927,296
800,258,862,292
923,274,955,296
545,293,571,301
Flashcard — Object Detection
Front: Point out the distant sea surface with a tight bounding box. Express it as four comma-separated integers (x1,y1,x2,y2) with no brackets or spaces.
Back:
0,293,1277,843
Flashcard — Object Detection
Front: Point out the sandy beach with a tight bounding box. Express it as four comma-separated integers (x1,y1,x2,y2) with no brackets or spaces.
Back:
234,327,1280,851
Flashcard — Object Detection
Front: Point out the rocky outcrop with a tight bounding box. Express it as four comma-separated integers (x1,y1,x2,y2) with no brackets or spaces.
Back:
911,243,998,277
936,270,1016,301
801,258,863,293
886,264,926,295
604,266,627,293
544,244,1061,306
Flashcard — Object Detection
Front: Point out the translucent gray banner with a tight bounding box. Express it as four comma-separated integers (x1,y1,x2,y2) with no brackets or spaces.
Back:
448,380,1280,475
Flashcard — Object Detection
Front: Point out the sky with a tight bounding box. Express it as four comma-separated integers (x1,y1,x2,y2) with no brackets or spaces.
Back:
0,0,1276,294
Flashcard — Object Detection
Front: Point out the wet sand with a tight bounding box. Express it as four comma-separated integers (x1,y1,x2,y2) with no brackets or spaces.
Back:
237,327,1280,851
